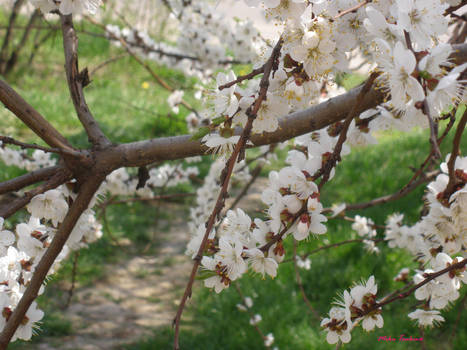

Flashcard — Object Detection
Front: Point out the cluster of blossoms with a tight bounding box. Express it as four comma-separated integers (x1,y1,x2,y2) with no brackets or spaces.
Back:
29,0,102,15
104,1,264,81
0,145,55,172
0,143,200,340
186,158,251,254
186,0,466,345
321,276,383,344
0,185,102,340
103,162,199,198
14,0,467,346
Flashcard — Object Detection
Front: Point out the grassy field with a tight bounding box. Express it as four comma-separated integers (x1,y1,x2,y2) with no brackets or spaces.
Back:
1,12,467,350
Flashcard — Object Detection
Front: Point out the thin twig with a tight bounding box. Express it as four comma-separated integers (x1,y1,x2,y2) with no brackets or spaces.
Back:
0,168,73,219
283,238,384,263
449,293,467,345
318,72,380,190
0,79,74,151
172,37,283,350
0,135,82,157
89,53,128,76
361,258,467,317
4,9,40,75
227,162,264,212
0,0,25,73
87,16,199,116
218,66,265,90
334,0,370,20
233,284,271,347
443,108,467,198
64,251,80,309
343,170,439,211
292,240,320,319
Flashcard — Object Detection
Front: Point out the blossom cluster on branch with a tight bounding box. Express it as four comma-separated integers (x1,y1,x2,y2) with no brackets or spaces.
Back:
0,0,465,347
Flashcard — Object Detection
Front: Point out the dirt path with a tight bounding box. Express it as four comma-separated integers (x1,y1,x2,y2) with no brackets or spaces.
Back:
28,179,267,350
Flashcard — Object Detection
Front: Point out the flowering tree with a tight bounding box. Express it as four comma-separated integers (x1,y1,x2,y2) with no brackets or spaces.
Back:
0,0,466,349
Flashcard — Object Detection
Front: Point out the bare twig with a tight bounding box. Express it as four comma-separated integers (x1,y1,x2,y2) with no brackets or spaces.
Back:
218,66,265,90
343,170,439,211
449,293,467,345
360,258,467,317
292,240,320,319
334,0,370,20
283,238,384,263
318,72,380,190
61,15,110,148
233,284,271,347
0,135,82,158
227,162,264,212
90,53,128,76
64,251,80,309
87,16,199,116
422,99,442,159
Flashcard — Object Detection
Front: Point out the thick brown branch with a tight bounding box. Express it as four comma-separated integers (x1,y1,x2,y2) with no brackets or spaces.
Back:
111,43,467,167
0,79,73,151
60,15,110,148
0,178,103,348
0,165,62,195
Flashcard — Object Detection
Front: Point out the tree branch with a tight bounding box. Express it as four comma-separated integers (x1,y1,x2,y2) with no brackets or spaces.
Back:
443,107,467,199
60,14,110,148
344,170,439,211
110,43,467,167
0,168,73,219
293,239,320,319
0,165,62,195
0,135,82,157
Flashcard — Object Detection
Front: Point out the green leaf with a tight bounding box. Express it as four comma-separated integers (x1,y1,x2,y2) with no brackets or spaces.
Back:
191,127,211,141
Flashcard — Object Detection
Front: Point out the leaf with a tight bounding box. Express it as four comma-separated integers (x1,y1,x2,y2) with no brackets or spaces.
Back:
191,127,211,141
